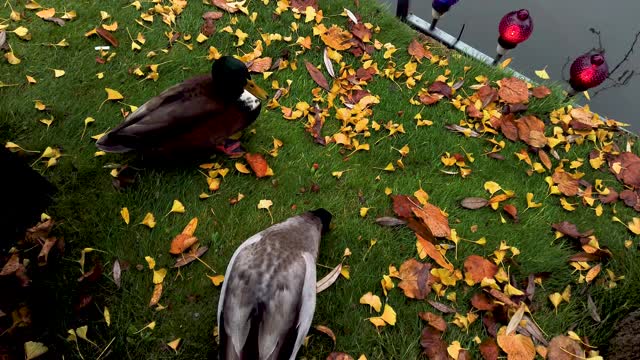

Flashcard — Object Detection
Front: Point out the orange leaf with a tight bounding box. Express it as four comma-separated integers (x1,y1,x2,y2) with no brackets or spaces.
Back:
547,335,585,360
416,234,453,271
531,86,551,99
35,7,55,18
181,217,198,236
418,311,447,332
247,57,272,73
515,115,547,148
320,25,352,51
244,153,269,178
169,234,198,254
463,255,498,285
211,0,239,13
398,258,432,300
497,333,535,360
149,283,163,306
407,38,431,61
479,338,500,360
552,171,579,197
412,203,451,238
498,77,529,104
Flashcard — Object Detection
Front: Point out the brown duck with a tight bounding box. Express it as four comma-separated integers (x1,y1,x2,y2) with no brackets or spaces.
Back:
96,56,267,157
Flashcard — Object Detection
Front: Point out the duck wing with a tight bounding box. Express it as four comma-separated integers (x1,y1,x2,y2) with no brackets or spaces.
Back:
96,76,222,152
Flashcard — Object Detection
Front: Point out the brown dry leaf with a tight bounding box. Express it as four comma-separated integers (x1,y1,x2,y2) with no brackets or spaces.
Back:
398,258,432,300
113,259,122,288
503,204,518,220
419,93,444,105
470,292,496,311
585,263,601,282
478,85,499,108
305,61,330,91
467,104,483,119
500,114,519,141
169,234,198,255
314,325,336,344
391,194,418,218
516,115,547,148
203,11,223,20
247,57,272,73
291,0,318,11
375,217,406,227
497,333,535,360
498,77,529,104
326,352,354,360
547,335,585,360
531,86,551,99
428,81,452,98
25,219,54,243
174,246,209,268
412,203,451,238
211,0,240,13
551,221,591,239
416,234,453,271
96,27,119,47
418,312,447,332
609,152,640,189
463,255,498,284
37,237,58,266
320,25,353,51
479,338,500,360
44,17,65,26
245,153,269,178
539,150,552,170
0,254,21,276
350,23,371,42
461,197,488,210
420,326,448,360
552,171,579,197
408,38,431,60
428,300,457,314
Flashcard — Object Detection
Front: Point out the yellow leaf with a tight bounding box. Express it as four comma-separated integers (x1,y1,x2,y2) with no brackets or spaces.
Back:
340,266,350,279
208,274,224,286
141,212,156,228
447,341,463,359
380,275,394,296
25,0,41,9
526,192,542,209
359,292,382,312
121,207,130,224
145,256,156,269
258,199,273,210
131,41,141,51
13,26,29,37
504,283,525,296
75,326,94,345
104,307,111,326
332,170,346,178
5,52,21,65
26,75,37,84
153,268,167,284
561,285,571,302
360,207,369,217
35,8,55,19
102,21,118,31
560,198,576,211
170,199,185,214
484,181,502,195
414,188,429,205
628,218,640,235
594,204,603,217
499,57,512,69
235,162,250,174
368,316,386,328
100,11,110,20
373,304,396,326
549,292,562,313
625,240,633,249
586,263,601,283
167,338,181,353
535,68,550,80
24,341,48,360
53,69,65,77
34,100,46,111
384,187,392,196
383,163,395,172
105,88,124,101
196,33,208,43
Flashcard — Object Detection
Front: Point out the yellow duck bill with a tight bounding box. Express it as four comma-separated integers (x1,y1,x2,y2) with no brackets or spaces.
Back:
244,79,268,100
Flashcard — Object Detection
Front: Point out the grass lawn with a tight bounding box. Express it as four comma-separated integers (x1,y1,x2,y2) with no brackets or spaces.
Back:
2,0,639,358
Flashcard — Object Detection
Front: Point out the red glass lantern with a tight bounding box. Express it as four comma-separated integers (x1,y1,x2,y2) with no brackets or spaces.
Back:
493,9,533,65
569,51,609,92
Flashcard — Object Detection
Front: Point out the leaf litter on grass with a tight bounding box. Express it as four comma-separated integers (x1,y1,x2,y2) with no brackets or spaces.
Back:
3,0,639,358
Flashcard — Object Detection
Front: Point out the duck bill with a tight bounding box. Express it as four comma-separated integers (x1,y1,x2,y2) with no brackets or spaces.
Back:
244,79,268,100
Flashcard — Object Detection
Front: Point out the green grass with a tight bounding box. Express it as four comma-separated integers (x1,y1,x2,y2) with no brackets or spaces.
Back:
1,0,639,358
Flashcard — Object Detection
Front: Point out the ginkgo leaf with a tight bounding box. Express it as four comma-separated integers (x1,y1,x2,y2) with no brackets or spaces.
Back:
360,207,369,217
526,193,542,209
35,8,55,19
53,69,65,77
145,256,156,269
369,304,396,327
167,338,181,353
104,307,111,326
121,207,130,224
628,218,640,235
359,292,382,312
535,68,550,80
5,52,21,65
170,200,185,214
383,163,395,171
549,293,562,313
24,341,48,359
105,88,124,101
153,268,167,284
258,199,273,210
208,274,224,286
235,162,251,174
141,212,156,228
484,181,502,195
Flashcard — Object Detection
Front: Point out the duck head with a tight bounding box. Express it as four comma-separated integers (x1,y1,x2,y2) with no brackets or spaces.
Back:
309,208,332,234
211,56,268,102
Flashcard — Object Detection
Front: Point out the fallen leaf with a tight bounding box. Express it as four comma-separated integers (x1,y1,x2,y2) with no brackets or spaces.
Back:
428,300,457,314
420,326,448,360
305,61,329,91
35,7,55,18
167,338,181,353
369,304,396,326
464,255,498,284
428,81,452,98
121,207,130,224
497,333,535,360
416,234,453,271
408,38,430,61
104,307,111,326
149,283,163,306
470,292,496,311
153,268,167,284
479,338,500,360
53,69,65,78
359,292,382,312
587,294,601,322
391,194,417,218
170,199,185,214
141,212,156,228
375,217,406,227
320,25,353,51
531,86,551,99
551,221,591,239
609,152,640,189
499,77,529,104
535,68,550,79
43,17,65,26
398,258,432,299
585,263,601,282
547,335,585,360
211,0,241,13
412,203,451,238
314,325,336,344
461,197,488,210
317,263,342,293
96,27,119,47
549,293,562,313
503,204,518,220
208,274,224,286
112,259,121,288
418,312,447,332
291,0,318,11
245,153,269,178
105,88,124,101
174,246,209,267
170,234,198,255
552,171,579,197
24,341,48,360
327,352,354,360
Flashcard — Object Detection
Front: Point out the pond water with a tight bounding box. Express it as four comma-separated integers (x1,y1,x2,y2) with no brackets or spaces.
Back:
378,0,640,133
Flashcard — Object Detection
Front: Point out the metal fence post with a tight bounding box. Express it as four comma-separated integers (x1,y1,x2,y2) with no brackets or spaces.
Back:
396,0,409,20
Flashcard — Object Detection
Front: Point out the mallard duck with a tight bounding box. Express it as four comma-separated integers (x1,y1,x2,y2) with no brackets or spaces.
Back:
217,209,332,360
96,56,268,157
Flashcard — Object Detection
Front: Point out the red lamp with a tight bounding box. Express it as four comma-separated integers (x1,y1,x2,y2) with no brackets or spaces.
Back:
492,9,533,65
568,51,609,96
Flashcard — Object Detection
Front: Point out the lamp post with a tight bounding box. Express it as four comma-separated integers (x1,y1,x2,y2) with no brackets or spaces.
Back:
492,9,533,65
568,51,609,96
429,0,459,31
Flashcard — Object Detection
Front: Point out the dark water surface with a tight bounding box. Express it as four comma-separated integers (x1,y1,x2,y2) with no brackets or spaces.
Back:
378,0,640,133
